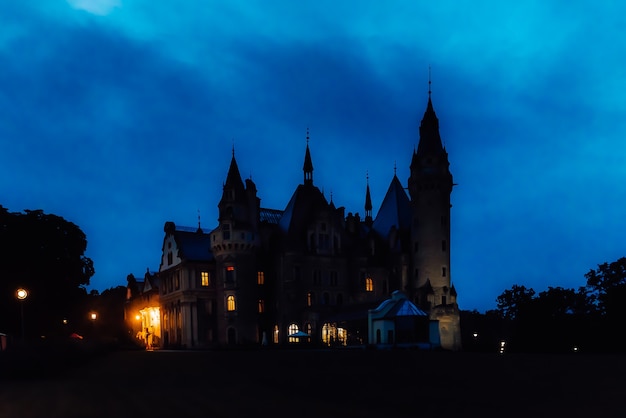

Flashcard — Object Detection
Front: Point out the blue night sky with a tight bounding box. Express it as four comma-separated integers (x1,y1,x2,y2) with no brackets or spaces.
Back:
1,1,625,312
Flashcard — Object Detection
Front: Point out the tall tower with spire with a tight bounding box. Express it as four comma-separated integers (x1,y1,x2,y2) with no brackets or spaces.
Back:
407,78,461,351
211,148,261,345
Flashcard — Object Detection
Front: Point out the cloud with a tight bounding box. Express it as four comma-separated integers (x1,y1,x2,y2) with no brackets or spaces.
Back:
66,0,121,16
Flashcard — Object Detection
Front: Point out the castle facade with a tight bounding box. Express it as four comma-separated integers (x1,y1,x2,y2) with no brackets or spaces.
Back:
128,93,461,350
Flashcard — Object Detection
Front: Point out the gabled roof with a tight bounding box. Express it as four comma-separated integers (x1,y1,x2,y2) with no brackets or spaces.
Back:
372,175,411,237
176,230,213,262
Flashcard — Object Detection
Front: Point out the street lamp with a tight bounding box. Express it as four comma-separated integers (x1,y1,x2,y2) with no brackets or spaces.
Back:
16,288,28,341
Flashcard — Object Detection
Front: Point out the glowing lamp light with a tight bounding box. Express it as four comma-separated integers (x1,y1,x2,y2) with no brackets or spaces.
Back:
90,312,97,321
16,288,28,300
135,314,141,321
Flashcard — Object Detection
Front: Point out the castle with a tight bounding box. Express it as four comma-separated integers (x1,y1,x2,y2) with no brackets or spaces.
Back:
125,92,461,351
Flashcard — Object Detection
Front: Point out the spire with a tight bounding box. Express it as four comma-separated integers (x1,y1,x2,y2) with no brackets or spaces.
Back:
224,148,245,191
416,70,444,156
365,171,373,225
303,127,314,186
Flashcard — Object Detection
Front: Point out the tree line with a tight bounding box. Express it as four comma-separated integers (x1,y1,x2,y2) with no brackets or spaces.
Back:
462,257,626,353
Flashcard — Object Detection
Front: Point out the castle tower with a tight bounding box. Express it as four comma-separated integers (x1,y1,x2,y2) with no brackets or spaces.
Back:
211,148,261,346
407,86,461,351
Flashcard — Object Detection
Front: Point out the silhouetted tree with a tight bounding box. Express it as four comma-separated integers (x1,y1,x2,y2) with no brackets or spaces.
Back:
583,257,626,351
496,284,535,321
584,257,626,318
0,206,95,339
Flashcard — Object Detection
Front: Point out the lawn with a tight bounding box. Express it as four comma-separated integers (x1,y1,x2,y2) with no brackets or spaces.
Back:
0,347,624,417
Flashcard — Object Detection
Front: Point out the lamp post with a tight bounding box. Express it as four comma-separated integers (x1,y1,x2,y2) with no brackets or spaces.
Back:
16,288,28,342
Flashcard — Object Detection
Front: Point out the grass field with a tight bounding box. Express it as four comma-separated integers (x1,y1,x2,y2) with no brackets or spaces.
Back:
1,347,624,417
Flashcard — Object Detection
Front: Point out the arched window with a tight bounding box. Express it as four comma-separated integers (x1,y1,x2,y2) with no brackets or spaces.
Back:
365,277,373,292
273,325,279,344
288,323,299,342
227,295,236,311
307,292,314,306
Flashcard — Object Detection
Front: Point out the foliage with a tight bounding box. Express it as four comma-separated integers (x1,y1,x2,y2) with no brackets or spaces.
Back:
485,257,626,353
0,206,95,338
495,284,535,320
584,257,626,318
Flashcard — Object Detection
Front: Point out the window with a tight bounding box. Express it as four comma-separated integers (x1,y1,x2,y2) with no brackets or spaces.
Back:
288,323,299,342
167,251,173,265
319,233,330,250
307,292,313,307
330,271,338,286
365,277,373,292
442,295,447,305
201,271,210,287
442,240,447,251
313,270,321,286
223,224,231,240
227,295,236,311
442,267,447,277
273,325,279,344
257,271,265,285
258,299,265,313
225,266,235,283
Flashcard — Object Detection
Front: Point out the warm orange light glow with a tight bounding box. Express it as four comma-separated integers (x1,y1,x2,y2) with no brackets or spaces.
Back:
227,295,236,311
90,312,97,320
16,288,28,300
135,314,141,320
365,277,373,292
227,266,235,271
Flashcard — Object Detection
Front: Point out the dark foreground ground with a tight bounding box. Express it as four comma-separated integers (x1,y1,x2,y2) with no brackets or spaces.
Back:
1,347,625,418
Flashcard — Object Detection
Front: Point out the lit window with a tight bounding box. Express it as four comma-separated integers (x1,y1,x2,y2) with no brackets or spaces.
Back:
227,295,236,311
288,323,299,342
201,271,210,286
365,277,373,292
257,271,265,285
273,325,279,344
258,299,265,313
307,292,313,306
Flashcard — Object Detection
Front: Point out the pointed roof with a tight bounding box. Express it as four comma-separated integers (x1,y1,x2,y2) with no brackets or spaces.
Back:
303,131,314,185
372,174,411,237
365,174,372,213
224,150,245,193
370,291,428,318
279,183,328,238
416,96,445,155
